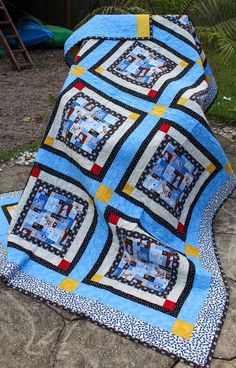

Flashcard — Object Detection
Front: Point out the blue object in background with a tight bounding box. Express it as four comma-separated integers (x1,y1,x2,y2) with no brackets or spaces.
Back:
10,21,53,47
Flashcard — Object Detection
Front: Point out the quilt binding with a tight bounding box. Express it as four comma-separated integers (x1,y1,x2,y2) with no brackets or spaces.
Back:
0,175,235,368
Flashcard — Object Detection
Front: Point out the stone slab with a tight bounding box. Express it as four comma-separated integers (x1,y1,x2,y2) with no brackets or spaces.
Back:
0,280,64,368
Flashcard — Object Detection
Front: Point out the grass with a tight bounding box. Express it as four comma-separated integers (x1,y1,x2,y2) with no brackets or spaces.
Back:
206,49,236,124
0,140,40,163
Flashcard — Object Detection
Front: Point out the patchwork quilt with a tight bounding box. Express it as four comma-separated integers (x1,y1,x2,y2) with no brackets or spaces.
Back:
0,14,235,368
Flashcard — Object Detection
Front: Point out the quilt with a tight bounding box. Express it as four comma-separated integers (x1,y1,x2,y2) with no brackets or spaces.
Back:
0,14,235,368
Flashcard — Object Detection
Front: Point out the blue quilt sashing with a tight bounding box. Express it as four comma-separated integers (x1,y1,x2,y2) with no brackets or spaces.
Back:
0,14,235,368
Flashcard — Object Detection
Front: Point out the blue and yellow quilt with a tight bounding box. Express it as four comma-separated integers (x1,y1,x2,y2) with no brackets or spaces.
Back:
0,14,235,368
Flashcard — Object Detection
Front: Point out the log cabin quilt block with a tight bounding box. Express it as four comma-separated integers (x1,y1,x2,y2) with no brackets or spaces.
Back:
0,14,235,368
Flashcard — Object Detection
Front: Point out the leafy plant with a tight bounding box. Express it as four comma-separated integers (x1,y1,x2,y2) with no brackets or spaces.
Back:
74,0,236,64
191,0,236,63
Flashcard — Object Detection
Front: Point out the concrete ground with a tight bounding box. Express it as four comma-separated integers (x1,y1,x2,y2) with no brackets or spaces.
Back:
0,132,235,368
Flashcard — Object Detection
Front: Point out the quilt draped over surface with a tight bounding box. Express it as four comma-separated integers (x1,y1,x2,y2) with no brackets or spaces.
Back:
0,14,235,368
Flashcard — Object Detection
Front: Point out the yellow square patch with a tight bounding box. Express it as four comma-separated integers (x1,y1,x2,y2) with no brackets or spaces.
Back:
6,204,17,212
6,205,17,219
91,274,103,283
70,65,86,77
150,104,167,117
58,278,80,292
171,320,194,340
185,243,200,258
95,67,105,74
44,136,55,146
197,58,203,68
95,184,113,204
206,163,216,174
129,113,140,121
206,75,211,83
137,14,150,38
88,197,94,206
177,97,188,106
225,162,233,175
123,184,134,195
179,60,188,69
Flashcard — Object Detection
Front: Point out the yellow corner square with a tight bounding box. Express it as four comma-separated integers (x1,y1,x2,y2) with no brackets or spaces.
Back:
95,67,105,74
206,163,216,174
150,104,167,117
95,184,113,204
58,278,80,292
171,320,194,340
6,205,17,219
178,97,188,106
225,162,233,175
179,60,188,69
44,136,55,146
6,205,17,212
70,65,86,77
197,58,203,68
91,274,103,283
88,197,94,206
185,243,200,258
137,14,150,38
129,113,140,121
206,75,211,83
123,184,134,195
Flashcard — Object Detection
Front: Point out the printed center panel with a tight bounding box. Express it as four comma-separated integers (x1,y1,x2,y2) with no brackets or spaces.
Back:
137,134,204,219
8,167,97,275
58,92,126,161
83,209,195,316
107,41,176,88
44,81,143,178
106,228,179,297
116,120,221,238
91,40,189,100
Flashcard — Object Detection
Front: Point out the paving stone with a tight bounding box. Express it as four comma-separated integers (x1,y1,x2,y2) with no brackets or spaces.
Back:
0,280,64,368
210,359,236,368
226,153,236,172
213,281,236,360
52,319,174,368
215,234,236,280
0,165,30,193
214,131,236,155
175,359,236,368
216,134,236,170
214,197,236,235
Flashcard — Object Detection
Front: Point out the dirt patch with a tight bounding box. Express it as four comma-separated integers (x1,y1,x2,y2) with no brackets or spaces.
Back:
0,49,68,152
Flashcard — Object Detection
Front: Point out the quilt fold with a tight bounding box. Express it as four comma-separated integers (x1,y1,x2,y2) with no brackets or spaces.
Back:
0,14,235,368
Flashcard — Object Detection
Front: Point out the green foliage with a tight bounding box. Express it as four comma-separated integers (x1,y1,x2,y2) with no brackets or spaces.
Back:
74,0,236,64
0,140,40,163
191,0,236,64
206,49,236,124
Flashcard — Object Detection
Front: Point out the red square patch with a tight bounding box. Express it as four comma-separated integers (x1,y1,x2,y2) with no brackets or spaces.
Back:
159,124,170,133
90,163,102,175
163,300,176,311
177,222,185,233
108,213,120,225
148,89,158,98
74,82,85,91
74,55,81,63
58,260,70,271
31,167,41,178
